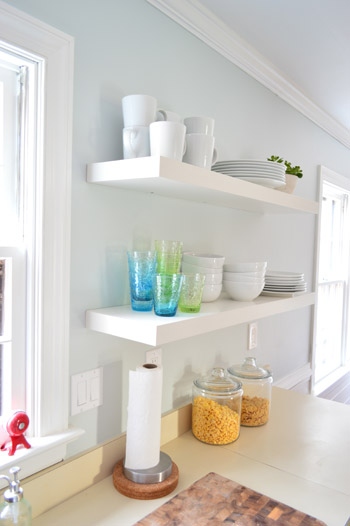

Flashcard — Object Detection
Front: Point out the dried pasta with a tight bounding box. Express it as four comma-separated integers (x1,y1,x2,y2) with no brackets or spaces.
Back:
241,395,269,426
192,396,240,444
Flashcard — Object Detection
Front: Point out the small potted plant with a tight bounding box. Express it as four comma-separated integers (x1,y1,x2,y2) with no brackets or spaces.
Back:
267,155,303,194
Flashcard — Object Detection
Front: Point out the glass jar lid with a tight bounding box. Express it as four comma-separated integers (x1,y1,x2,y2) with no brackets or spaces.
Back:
228,357,272,380
194,367,242,395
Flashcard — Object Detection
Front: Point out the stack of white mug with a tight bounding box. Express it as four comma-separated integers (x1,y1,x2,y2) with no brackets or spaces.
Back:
122,94,217,169
182,116,217,170
122,94,185,160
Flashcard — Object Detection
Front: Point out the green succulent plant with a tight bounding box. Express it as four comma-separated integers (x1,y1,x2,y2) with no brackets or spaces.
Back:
267,155,303,178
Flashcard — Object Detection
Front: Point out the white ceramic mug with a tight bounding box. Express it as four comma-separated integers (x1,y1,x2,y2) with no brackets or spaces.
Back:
149,121,186,161
123,126,150,159
122,94,157,127
184,116,215,136
156,110,184,123
183,133,217,169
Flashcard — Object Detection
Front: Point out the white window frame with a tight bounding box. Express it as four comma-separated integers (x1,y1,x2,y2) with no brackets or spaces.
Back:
0,1,82,480
312,165,350,395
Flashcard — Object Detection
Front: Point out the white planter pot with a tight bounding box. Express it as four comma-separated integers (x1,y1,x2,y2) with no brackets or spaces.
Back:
277,173,299,194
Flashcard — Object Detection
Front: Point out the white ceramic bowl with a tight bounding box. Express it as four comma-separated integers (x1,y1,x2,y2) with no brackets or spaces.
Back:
201,283,222,302
224,261,267,273
223,272,265,283
203,273,223,285
182,252,225,269
223,270,266,278
223,280,264,301
182,262,223,275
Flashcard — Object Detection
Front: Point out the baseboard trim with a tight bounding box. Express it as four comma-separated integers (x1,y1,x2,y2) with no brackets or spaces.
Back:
274,364,312,390
313,364,350,396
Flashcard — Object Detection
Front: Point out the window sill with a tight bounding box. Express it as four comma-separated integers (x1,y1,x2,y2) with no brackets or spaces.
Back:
0,428,84,487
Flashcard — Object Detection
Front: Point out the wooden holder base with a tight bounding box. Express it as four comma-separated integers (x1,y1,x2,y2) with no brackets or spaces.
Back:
113,459,179,500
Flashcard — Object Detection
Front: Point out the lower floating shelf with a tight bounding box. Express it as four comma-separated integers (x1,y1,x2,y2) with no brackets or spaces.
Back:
85,292,315,346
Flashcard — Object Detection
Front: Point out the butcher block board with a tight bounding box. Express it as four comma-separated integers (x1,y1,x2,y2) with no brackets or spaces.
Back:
133,472,327,525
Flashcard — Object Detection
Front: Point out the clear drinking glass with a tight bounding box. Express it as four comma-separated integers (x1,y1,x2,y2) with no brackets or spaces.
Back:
153,273,183,317
179,273,205,313
127,251,157,311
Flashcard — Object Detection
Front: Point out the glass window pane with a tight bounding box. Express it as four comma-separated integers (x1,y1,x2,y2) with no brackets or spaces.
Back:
0,259,3,337
315,177,350,384
315,281,344,382
319,191,344,281
0,63,20,244
0,343,2,415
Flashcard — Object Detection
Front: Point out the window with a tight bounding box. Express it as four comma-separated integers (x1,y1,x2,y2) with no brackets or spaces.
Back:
314,166,350,392
0,51,32,419
0,1,79,480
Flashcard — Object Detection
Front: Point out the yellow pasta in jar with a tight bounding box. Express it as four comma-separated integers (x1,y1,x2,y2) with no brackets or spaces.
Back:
241,395,269,426
192,396,240,445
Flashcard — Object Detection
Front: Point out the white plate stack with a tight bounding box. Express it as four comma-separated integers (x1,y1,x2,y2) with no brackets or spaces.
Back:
262,271,307,297
211,159,286,189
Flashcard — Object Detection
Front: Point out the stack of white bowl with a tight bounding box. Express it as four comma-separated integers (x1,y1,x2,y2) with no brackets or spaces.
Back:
223,261,267,301
182,252,225,302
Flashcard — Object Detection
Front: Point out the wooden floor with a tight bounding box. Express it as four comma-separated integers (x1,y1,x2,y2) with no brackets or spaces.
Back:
318,371,350,405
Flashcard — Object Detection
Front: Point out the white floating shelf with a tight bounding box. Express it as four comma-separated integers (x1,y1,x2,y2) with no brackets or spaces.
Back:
86,292,315,346
87,156,319,215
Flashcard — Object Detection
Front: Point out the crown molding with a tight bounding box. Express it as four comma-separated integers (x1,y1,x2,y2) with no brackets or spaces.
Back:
147,0,350,149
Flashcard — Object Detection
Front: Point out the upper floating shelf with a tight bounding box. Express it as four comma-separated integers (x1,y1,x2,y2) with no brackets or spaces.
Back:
86,293,315,346
87,156,319,215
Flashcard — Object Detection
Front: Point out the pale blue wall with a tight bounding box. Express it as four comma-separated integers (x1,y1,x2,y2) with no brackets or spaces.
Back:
3,0,350,456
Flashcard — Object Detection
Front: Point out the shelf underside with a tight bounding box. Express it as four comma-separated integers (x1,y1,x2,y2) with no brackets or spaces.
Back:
87,157,319,215
86,292,315,346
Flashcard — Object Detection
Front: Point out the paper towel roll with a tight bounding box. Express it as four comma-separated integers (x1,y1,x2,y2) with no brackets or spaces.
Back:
124,363,163,470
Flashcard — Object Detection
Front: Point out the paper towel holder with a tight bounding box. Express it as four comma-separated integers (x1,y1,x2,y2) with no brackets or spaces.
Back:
113,455,179,500
123,451,172,484
113,362,179,499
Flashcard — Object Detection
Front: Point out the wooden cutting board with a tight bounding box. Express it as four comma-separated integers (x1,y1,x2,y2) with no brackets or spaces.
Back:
133,472,327,525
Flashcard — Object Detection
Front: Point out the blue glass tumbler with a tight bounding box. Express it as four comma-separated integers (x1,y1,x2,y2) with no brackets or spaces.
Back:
153,273,183,317
127,251,157,311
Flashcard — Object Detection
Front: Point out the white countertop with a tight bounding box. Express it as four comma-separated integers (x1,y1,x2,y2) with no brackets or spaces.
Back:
33,388,350,526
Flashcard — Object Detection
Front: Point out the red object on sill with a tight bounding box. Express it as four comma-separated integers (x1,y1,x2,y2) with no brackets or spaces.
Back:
0,411,31,456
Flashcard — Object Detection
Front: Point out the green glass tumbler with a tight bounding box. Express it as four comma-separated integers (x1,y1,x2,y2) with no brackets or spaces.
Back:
179,273,205,313
155,240,183,273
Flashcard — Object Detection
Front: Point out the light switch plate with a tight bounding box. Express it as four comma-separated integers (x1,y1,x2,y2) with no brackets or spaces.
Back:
71,367,103,416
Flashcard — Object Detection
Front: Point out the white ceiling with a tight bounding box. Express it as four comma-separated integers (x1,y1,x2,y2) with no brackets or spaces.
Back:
197,0,350,131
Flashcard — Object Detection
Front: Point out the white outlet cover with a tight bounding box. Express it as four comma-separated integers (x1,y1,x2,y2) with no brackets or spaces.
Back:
145,347,162,366
248,323,258,350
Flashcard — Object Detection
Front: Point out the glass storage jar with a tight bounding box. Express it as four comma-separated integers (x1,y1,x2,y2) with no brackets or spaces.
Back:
228,357,272,427
192,367,243,445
